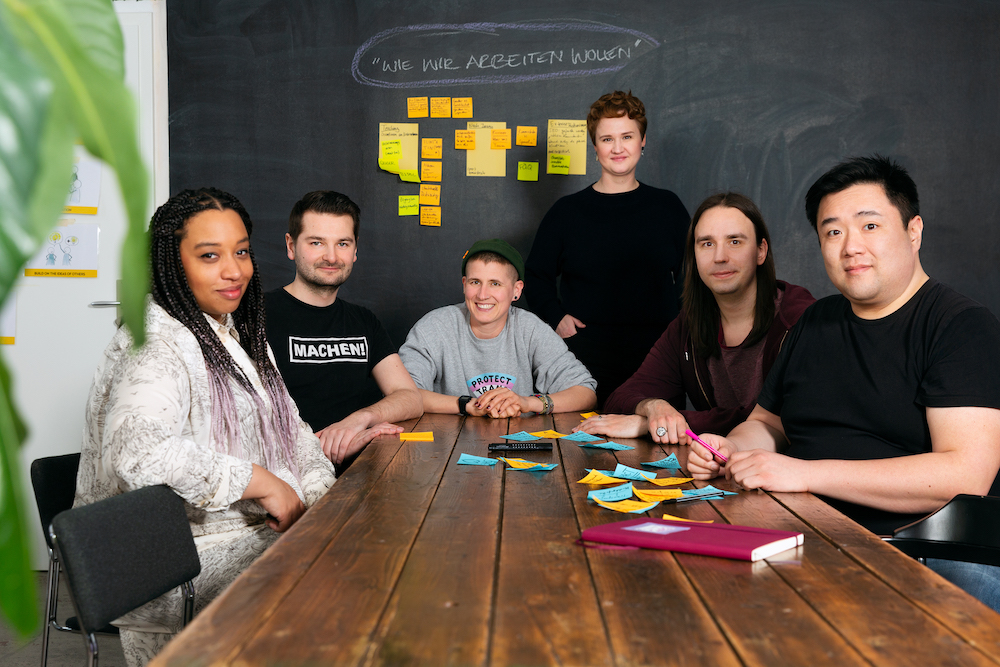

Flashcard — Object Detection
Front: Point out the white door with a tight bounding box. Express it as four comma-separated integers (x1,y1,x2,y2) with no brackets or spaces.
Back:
12,1,169,570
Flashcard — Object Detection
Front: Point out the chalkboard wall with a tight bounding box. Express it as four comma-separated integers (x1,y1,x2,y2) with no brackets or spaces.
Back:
168,0,1000,345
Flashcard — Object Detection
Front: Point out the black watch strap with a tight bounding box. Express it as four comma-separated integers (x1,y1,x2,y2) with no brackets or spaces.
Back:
458,395,473,415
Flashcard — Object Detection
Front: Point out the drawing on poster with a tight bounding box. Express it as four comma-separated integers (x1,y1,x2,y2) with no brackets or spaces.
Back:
25,221,100,277
64,146,102,214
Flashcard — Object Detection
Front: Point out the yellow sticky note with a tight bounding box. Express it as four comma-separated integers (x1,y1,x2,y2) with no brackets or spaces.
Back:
379,139,402,172
421,161,442,182
452,97,473,118
400,431,434,441
633,488,684,502
419,184,440,206
490,128,512,150
500,457,545,469
646,477,694,487
547,119,588,175
407,97,428,118
662,513,715,523
455,129,476,150
530,430,567,439
430,97,451,118
548,153,570,175
517,161,539,182
516,125,538,146
577,470,623,485
594,498,660,514
580,412,599,419
422,138,443,159
398,195,419,216
420,206,441,227
467,121,506,177
399,169,421,183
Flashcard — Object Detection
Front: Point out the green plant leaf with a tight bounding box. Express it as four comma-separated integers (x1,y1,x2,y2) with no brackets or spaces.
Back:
5,0,148,345
59,0,124,81
0,353,36,637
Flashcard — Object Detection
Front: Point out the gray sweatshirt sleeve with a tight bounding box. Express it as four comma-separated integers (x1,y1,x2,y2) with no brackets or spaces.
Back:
519,309,597,394
398,311,445,392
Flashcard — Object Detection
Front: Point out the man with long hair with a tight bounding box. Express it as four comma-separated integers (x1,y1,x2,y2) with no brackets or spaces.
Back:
577,192,814,444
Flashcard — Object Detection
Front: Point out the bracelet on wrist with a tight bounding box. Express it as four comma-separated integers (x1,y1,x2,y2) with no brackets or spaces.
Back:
531,393,554,415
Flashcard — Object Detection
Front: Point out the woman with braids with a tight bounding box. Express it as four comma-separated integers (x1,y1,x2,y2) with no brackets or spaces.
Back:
74,188,335,666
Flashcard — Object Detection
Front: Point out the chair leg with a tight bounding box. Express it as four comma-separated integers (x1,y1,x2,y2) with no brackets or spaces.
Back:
41,554,57,667
181,581,195,626
85,631,98,667
48,557,73,634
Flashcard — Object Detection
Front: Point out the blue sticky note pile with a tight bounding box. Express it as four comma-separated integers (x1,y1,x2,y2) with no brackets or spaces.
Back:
500,431,541,441
644,453,682,469
587,482,634,502
560,431,604,442
612,463,657,481
676,484,738,503
578,440,635,451
457,453,497,466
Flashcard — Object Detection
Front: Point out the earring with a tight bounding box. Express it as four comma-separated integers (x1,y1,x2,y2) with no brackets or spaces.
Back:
513,294,520,301
641,148,645,156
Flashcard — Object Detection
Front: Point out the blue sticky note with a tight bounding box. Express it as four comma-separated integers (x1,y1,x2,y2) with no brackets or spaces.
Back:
560,431,604,442
579,440,635,451
500,431,541,441
508,463,558,472
644,453,682,469
612,463,657,481
587,482,634,501
457,453,498,466
676,485,738,503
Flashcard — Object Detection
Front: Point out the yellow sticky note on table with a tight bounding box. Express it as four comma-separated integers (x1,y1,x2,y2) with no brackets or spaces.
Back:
455,130,476,150
578,469,622,485
634,488,684,502
407,97,428,118
419,184,440,206
517,161,539,181
580,411,599,419
399,169,420,183
548,153,570,175
500,457,545,469
594,498,660,514
530,430,567,439
516,125,538,146
422,138,443,159
547,119,588,175
430,97,451,118
662,513,714,523
398,195,419,216
646,477,694,487
420,206,441,227
452,97,473,118
379,140,402,172
491,128,512,149
421,161,442,182
400,431,433,441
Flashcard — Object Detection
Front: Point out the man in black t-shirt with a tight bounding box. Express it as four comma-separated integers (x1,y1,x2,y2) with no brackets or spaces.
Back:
265,191,422,466
688,155,1000,610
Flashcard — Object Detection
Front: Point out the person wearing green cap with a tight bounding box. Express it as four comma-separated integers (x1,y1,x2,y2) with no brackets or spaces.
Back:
399,239,597,417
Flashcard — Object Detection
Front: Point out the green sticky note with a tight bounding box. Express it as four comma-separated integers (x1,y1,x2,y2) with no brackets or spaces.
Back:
517,161,539,181
548,153,570,175
398,195,419,216
399,169,421,183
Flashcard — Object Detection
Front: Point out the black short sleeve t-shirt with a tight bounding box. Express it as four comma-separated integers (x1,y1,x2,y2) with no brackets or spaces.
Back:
758,280,1000,534
265,289,396,431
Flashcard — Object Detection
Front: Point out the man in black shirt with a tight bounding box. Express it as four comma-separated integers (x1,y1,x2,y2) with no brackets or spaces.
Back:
688,155,1000,610
265,191,422,466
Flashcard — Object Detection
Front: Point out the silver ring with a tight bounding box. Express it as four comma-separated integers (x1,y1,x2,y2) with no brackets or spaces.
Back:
656,426,667,437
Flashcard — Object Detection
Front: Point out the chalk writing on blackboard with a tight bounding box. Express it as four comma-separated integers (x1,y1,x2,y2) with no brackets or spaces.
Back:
352,20,658,89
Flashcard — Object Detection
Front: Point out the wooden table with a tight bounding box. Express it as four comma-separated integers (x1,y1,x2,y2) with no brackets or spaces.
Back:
152,412,1000,666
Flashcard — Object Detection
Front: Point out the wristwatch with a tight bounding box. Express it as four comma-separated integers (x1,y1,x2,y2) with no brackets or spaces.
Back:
458,395,473,416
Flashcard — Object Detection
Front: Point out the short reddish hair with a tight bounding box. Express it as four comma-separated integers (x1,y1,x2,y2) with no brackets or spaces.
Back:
586,90,647,145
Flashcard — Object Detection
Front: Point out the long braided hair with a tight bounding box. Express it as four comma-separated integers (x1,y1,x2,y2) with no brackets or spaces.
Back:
149,188,300,478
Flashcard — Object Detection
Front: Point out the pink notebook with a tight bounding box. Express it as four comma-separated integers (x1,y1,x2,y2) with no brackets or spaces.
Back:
581,518,803,562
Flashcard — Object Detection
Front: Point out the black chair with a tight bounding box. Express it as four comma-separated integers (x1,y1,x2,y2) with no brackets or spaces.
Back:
49,485,201,667
31,453,120,667
884,494,1000,566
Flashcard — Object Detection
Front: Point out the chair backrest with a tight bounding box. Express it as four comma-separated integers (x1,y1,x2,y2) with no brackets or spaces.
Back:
49,485,202,634
31,453,82,550
889,494,1000,566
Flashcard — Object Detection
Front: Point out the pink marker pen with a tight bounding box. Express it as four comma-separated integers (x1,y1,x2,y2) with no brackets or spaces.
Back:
685,429,729,463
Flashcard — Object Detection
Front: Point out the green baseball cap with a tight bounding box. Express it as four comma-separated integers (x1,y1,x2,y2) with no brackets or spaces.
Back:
461,238,525,281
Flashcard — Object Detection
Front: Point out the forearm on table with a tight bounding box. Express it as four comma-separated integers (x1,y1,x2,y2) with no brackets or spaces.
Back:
726,415,785,452
543,386,597,413
352,387,423,425
419,388,464,414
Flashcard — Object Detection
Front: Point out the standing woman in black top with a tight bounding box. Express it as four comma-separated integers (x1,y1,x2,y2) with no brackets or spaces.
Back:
525,91,690,406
